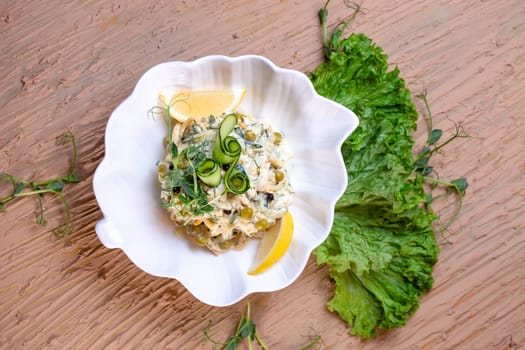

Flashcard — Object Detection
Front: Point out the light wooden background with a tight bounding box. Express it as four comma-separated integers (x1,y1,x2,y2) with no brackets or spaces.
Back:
1,1,524,349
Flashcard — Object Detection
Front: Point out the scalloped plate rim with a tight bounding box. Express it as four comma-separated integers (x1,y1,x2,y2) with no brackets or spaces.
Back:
93,54,359,306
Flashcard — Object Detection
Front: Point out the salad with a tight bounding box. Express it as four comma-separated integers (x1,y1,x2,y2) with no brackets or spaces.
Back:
157,110,293,254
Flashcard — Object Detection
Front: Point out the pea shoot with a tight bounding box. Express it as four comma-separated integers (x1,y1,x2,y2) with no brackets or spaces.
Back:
413,90,469,232
204,301,268,350
319,0,363,59
0,131,81,237
203,301,323,350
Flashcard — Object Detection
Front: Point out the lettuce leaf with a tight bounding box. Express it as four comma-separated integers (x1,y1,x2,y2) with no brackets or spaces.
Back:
311,33,439,338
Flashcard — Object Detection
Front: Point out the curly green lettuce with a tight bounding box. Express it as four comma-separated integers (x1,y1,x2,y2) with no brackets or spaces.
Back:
311,33,439,339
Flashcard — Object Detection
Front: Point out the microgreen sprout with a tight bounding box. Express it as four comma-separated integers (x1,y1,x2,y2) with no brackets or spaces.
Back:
413,90,469,232
0,131,81,237
153,102,219,221
423,176,468,232
319,0,364,58
203,301,269,350
203,301,323,350
298,334,323,350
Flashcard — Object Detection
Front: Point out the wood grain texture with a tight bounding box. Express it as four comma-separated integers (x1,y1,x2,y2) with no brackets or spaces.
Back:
1,0,524,349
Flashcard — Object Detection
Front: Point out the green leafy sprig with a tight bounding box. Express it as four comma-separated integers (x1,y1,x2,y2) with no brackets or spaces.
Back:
203,301,269,350
151,102,218,221
319,0,363,59
413,89,469,175
162,143,216,222
203,301,323,350
413,90,469,232
0,131,81,237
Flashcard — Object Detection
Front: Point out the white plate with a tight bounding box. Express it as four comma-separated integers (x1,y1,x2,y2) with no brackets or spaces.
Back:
93,55,358,306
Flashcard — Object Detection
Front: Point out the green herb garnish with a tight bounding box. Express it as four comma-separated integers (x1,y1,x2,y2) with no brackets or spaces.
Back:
0,131,80,237
162,142,216,220
204,301,269,350
414,90,469,232
204,301,323,350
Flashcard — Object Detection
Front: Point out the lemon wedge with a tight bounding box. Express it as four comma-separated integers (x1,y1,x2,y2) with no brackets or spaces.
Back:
158,88,246,122
248,211,294,275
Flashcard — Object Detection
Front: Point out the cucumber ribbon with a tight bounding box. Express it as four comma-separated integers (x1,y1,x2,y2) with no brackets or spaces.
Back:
225,166,250,195
196,158,221,187
212,113,250,194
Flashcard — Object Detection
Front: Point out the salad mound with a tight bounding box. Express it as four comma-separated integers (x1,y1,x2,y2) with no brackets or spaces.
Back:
157,112,293,254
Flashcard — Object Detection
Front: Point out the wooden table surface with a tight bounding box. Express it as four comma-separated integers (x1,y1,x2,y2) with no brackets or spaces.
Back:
1,1,524,349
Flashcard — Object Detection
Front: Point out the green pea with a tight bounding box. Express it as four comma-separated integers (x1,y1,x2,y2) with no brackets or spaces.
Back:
245,130,257,142
177,158,188,169
195,235,208,246
255,218,269,231
219,240,233,249
240,207,253,219
273,132,283,144
274,170,284,183
157,163,168,178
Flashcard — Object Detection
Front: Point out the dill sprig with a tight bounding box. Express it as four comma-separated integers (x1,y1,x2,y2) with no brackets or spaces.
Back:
0,131,81,237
